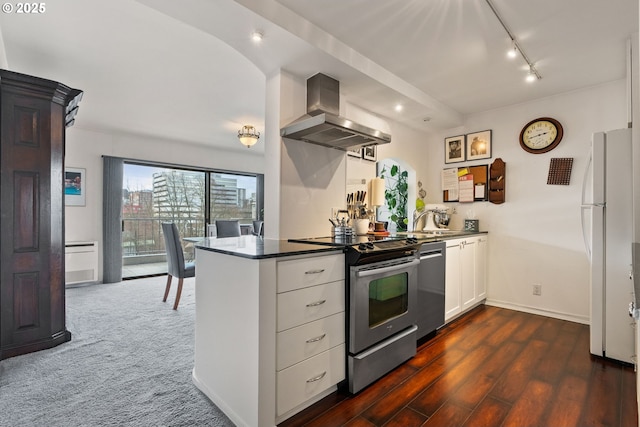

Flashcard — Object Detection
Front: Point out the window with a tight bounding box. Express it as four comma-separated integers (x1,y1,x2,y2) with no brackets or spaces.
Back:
121,162,263,279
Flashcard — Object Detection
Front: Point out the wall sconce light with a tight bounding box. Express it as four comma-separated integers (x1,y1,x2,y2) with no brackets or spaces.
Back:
238,125,260,148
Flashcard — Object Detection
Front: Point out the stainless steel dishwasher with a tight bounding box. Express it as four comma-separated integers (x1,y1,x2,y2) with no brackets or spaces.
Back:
417,240,446,340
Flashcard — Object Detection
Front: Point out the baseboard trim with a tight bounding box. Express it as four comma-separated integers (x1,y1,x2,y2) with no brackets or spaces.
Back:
485,299,589,325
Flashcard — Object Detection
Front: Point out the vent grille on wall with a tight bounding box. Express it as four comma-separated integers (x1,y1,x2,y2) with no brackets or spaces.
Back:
547,158,573,185
65,241,98,285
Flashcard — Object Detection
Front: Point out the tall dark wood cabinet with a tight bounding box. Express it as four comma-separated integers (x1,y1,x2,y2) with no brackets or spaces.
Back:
0,70,82,360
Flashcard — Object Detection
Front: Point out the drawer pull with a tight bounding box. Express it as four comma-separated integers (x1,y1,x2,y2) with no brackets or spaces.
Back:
306,299,326,307
305,269,325,275
305,333,327,343
306,371,327,383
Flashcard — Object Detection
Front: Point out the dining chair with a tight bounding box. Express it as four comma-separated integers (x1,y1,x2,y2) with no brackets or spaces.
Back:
215,219,241,238
252,220,264,236
161,222,195,310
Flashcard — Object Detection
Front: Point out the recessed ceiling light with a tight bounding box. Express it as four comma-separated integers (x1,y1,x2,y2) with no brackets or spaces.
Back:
507,46,517,59
394,104,403,112
251,31,263,42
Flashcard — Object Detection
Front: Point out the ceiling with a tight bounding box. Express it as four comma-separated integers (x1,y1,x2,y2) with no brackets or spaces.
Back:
0,0,637,153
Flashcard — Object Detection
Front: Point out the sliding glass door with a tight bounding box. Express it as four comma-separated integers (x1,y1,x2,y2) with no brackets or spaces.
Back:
120,162,263,279
122,164,205,278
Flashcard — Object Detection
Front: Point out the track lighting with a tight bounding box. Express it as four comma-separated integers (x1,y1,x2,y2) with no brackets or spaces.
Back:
486,0,543,81
526,70,537,83
526,65,541,82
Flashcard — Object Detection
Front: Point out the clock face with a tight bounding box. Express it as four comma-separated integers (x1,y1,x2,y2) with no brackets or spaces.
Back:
519,117,563,154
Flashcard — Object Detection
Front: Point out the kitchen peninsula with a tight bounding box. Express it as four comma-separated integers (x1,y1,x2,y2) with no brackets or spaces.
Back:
192,236,346,427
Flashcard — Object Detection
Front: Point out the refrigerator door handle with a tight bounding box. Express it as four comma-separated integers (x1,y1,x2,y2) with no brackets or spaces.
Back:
580,206,591,260
581,149,592,206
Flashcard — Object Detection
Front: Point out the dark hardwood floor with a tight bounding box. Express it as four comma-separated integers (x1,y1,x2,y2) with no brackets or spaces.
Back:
280,305,638,427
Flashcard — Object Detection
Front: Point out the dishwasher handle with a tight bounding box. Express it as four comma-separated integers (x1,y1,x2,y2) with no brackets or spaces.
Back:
420,250,443,260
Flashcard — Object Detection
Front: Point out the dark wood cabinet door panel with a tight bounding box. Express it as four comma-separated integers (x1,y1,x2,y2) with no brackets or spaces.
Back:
13,171,40,252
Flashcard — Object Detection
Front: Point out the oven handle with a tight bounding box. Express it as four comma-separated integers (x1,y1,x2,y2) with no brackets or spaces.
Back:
353,325,418,360
356,258,419,278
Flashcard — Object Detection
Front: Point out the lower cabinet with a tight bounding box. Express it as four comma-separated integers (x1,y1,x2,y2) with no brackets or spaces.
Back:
275,254,346,418
445,235,488,322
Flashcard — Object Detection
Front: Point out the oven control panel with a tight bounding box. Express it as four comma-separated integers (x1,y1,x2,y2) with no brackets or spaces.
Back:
356,237,419,253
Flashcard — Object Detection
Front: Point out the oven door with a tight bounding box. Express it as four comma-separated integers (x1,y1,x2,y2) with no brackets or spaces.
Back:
349,256,419,354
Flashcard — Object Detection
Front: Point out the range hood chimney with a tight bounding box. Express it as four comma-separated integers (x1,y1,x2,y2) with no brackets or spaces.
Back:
280,73,391,150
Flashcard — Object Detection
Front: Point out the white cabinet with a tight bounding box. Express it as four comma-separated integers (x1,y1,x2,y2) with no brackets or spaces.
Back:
445,235,488,322
475,235,487,301
275,254,345,417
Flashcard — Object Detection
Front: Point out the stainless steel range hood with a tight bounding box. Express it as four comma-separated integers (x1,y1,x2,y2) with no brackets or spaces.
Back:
280,73,391,150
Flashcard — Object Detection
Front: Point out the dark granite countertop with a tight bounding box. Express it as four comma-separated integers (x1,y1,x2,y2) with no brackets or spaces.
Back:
193,231,488,260
194,235,344,260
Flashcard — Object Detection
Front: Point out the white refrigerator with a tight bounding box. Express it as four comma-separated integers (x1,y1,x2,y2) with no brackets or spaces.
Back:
581,128,635,364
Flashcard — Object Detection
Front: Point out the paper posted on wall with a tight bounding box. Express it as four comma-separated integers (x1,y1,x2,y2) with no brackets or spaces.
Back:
458,174,474,202
441,168,459,200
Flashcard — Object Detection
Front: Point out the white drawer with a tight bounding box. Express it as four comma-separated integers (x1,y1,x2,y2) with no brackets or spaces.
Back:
277,280,345,332
277,254,344,293
276,343,345,417
277,312,345,371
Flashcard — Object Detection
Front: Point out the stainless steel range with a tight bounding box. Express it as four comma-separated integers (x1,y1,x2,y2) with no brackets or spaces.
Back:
288,235,422,393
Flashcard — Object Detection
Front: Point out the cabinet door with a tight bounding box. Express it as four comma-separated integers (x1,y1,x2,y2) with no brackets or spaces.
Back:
445,241,461,321
475,237,487,301
460,240,476,311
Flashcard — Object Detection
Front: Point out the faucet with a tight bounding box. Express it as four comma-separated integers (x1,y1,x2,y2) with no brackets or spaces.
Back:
413,209,431,231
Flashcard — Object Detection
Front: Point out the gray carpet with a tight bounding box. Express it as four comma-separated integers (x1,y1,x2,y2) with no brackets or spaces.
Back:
0,276,234,427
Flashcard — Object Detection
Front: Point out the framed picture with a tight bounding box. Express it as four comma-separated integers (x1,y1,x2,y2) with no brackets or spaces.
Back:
466,130,492,161
444,135,465,164
363,145,377,161
347,147,363,158
65,167,86,206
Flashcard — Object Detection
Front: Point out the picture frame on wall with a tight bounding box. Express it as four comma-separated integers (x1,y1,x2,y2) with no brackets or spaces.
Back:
65,167,86,206
363,145,377,161
444,135,465,164
466,130,492,161
347,147,363,158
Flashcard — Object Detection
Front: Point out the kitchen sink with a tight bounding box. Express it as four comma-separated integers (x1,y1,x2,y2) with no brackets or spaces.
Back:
398,230,466,237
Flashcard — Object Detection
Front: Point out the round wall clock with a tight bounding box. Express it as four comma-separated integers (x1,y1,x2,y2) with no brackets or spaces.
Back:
519,117,564,154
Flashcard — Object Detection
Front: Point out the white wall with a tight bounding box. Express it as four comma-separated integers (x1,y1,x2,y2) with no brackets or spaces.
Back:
424,80,627,323
64,126,265,280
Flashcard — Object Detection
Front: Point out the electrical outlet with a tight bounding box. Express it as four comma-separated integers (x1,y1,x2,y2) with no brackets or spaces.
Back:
532,284,542,296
